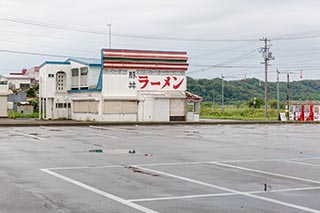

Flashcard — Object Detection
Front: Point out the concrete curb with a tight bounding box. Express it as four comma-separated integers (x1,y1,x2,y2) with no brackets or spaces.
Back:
0,119,319,127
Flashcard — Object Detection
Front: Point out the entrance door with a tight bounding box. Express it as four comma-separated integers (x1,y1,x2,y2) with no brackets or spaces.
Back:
153,99,169,121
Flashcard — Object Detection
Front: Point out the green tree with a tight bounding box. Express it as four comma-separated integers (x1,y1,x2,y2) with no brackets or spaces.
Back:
26,88,35,97
247,97,264,108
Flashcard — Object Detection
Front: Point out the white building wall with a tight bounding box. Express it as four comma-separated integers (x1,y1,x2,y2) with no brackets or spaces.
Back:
34,71,39,81
2,77,31,89
102,70,187,122
39,64,71,98
0,96,7,117
25,67,39,80
0,83,8,91
0,83,8,117
72,113,137,122
102,73,137,97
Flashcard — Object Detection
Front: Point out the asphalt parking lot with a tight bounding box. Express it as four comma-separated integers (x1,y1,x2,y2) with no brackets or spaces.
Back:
0,124,320,213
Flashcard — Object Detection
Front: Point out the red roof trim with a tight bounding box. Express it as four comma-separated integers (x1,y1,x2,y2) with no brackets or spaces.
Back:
103,66,188,71
186,91,202,101
103,61,189,66
104,54,188,60
103,49,187,55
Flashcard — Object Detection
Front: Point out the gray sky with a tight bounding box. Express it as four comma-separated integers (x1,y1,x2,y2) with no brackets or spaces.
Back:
0,0,320,82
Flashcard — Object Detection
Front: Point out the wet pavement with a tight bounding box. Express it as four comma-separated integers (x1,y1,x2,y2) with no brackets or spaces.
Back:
0,124,320,212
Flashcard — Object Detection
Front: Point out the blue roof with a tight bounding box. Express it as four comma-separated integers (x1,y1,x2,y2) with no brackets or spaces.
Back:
39,61,71,69
68,88,101,93
66,58,101,67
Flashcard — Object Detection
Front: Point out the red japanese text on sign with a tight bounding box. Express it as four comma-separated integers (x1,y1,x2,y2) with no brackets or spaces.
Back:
138,76,185,90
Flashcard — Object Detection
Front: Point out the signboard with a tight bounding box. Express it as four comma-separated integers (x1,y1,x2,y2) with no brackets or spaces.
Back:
125,70,186,91
137,75,186,91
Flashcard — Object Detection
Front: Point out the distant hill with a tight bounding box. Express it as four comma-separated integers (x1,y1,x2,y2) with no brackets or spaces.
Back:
187,77,320,104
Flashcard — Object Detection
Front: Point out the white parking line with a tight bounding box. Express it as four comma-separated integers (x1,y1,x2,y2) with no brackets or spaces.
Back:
44,162,210,171
209,162,320,185
220,159,282,163
41,169,158,213
286,160,320,167
47,165,123,171
10,131,46,140
88,126,118,138
129,192,237,202
39,126,62,131
219,157,320,163
135,166,320,213
288,157,320,161
129,186,320,202
42,156,320,171
136,161,210,167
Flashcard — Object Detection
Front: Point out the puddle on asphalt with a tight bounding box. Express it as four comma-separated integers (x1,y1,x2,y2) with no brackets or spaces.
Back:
125,166,160,177
29,133,39,136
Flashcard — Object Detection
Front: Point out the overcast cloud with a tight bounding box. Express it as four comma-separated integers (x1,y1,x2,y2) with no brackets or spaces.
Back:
0,0,320,81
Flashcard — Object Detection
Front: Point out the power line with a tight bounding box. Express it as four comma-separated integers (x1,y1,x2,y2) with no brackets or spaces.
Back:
190,64,261,68
187,49,258,74
275,34,320,41
189,42,257,59
0,38,98,54
273,27,320,41
0,49,98,60
217,49,258,65
0,16,258,43
273,28,320,39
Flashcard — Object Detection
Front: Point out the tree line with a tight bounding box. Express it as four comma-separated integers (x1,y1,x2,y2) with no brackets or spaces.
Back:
187,77,320,105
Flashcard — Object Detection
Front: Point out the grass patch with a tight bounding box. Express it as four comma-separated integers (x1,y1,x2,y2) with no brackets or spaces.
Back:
201,106,279,120
8,111,39,119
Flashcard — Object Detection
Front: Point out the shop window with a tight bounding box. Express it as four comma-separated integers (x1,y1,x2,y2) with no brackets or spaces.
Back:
170,116,185,121
56,103,71,108
103,101,137,114
73,100,98,113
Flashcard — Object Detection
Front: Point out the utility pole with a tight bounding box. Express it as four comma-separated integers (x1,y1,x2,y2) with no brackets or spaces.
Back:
212,84,215,108
107,23,112,49
221,74,224,112
286,72,290,118
276,68,280,118
260,38,275,120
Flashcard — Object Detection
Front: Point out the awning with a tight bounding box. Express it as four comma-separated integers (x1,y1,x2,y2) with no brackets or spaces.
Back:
138,91,186,99
186,91,202,102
